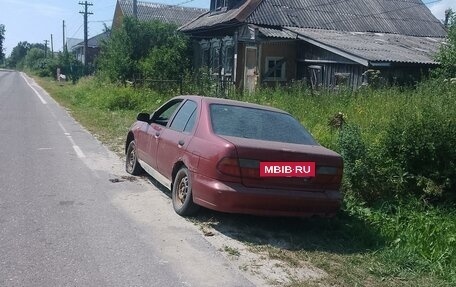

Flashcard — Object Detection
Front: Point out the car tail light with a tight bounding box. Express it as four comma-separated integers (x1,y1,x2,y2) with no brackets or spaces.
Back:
239,159,260,178
317,166,342,184
317,166,339,175
216,158,261,178
217,157,241,177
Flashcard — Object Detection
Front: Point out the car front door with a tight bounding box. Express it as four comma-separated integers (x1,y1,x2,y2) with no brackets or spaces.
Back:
143,100,183,170
156,100,198,180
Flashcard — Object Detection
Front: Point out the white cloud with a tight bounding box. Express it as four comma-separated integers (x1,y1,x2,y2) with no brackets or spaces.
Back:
429,0,456,22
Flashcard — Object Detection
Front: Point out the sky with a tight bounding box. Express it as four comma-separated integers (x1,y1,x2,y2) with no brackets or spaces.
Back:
0,0,454,57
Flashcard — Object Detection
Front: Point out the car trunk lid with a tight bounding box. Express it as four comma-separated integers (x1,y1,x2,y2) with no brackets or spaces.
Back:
221,136,343,191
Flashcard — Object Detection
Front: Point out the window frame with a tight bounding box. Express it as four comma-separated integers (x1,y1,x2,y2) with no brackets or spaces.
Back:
214,0,227,11
264,56,286,82
151,99,183,127
169,100,198,133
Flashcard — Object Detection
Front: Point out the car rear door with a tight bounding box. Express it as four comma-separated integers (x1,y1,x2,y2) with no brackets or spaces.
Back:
156,100,198,180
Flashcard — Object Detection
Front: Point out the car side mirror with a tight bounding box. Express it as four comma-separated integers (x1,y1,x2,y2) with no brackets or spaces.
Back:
136,113,150,123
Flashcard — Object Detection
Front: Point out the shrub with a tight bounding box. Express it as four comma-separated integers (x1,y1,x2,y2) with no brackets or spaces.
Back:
436,12,456,78
337,124,393,202
383,109,456,202
98,17,190,84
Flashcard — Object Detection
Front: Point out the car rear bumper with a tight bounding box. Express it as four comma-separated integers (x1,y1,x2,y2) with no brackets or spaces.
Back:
191,173,342,217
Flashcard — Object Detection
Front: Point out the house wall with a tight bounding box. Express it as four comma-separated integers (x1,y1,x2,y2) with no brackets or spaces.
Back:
236,42,246,89
73,47,100,66
259,40,297,85
297,42,366,88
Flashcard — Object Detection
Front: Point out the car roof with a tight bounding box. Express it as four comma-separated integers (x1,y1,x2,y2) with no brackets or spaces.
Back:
176,95,289,114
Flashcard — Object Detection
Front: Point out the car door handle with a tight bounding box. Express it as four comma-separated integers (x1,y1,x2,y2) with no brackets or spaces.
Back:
178,140,185,146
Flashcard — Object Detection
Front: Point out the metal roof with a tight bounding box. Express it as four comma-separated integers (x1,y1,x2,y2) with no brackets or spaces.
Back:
248,0,446,37
258,27,296,39
66,38,83,50
286,27,446,65
181,0,446,38
73,32,110,49
118,0,208,26
180,0,262,31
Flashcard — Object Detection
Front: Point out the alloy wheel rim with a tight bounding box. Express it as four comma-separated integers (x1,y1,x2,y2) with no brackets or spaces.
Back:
177,176,188,205
128,146,136,172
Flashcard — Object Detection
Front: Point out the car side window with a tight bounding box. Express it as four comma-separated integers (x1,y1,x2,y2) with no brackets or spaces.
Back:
153,100,183,126
169,100,197,133
183,110,197,133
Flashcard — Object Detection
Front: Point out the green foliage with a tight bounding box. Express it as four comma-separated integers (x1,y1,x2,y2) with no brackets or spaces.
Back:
24,48,45,69
338,125,385,202
383,110,456,202
437,12,456,77
7,41,30,68
0,24,5,63
98,17,190,83
345,196,456,283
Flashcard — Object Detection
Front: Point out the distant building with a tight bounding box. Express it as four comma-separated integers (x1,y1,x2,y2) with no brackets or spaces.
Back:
112,0,208,29
180,0,447,90
66,38,83,52
72,31,110,66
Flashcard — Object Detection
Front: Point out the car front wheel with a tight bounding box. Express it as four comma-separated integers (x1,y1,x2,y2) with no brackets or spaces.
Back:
172,167,200,216
126,140,143,175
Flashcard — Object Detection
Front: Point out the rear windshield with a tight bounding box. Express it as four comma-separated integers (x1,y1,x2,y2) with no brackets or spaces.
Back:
210,104,317,145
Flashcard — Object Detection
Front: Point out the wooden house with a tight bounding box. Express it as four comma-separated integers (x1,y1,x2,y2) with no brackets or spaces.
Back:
180,0,447,90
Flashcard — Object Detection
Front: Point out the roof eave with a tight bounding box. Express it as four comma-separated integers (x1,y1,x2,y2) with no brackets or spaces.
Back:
180,0,264,33
291,33,369,66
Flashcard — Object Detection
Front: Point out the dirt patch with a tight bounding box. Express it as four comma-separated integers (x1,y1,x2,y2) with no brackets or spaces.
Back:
195,220,326,286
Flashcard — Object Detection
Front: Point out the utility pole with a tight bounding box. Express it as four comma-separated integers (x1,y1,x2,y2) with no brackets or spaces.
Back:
44,40,49,58
133,0,138,19
79,1,93,66
444,9,453,29
50,34,54,57
63,20,66,52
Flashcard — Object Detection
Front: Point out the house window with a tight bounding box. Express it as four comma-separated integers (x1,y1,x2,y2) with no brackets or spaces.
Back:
211,0,227,11
210,39,222,74
264,57,286,81
222,36,234,76
199,40,210,68
223,46,234,75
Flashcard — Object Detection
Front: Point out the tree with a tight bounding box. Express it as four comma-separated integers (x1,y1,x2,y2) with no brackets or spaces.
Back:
0,24,5,63
98,17,190,83
436,10,456,77
24,47,45,70
8,41,30,68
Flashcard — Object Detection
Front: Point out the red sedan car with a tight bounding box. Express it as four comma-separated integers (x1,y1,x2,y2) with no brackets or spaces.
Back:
125,96,343,217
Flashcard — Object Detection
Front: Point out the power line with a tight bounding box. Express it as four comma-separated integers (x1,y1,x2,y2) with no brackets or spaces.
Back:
89,19,113,23
175,0,195,6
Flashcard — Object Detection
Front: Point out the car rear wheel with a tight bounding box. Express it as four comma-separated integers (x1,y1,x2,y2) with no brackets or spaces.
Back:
172,167,199,216
126,140,143,175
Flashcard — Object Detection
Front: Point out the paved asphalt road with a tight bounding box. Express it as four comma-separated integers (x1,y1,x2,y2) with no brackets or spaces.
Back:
0,70,253,287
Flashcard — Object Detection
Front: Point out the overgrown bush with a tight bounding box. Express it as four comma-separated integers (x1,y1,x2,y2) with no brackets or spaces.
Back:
338,124,375,200
98,17,190,83
383,109,456,203
436,12,456,78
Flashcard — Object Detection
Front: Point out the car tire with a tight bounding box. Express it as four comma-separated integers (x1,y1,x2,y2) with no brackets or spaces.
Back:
126,140,143,175
172,167,200,216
